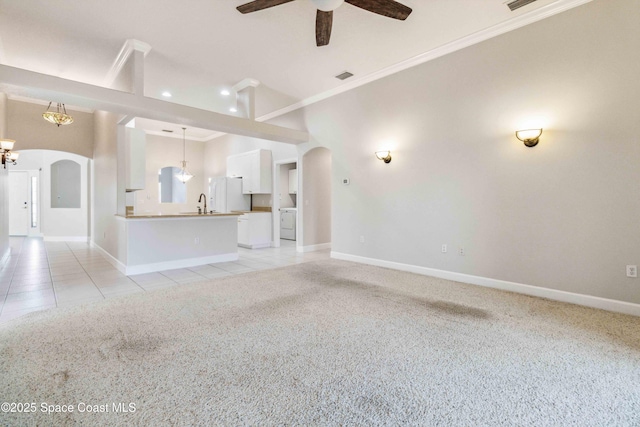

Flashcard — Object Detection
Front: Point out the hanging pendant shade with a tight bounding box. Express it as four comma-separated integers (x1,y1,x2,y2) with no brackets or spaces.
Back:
42,102,74,126
176,127,193,183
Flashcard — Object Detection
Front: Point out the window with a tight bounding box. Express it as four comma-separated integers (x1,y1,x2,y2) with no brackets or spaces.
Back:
31,176,38,228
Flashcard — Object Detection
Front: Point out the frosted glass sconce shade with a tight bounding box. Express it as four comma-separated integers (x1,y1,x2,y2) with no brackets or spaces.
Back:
515,129,543,147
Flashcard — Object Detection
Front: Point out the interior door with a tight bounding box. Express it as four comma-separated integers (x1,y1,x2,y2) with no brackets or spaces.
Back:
9,171,29,236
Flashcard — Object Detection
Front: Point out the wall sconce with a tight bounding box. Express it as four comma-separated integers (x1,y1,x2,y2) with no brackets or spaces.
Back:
375,151,392,163
515,128,543,147
0,139,19,169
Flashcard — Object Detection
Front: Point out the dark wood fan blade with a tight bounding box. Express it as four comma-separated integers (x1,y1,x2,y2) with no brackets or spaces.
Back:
316,10,333,47
237,0,295,14
344,0,412,20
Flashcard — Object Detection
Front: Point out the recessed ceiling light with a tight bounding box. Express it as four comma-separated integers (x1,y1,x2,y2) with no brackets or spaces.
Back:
229,107,237,113
162,91,172,97
221,89,230,96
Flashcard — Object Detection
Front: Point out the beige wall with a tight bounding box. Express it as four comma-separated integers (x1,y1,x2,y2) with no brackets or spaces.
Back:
289,0,640,303
0,93,9,260
134,134,205,215
301,148,331,247
8,100,94,158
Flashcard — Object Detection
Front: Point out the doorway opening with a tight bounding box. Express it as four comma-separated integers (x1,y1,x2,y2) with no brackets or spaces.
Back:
272,159,298,248
9,170,40,237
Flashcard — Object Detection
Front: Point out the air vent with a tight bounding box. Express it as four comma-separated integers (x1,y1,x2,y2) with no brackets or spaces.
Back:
335,71,354,80
162,129,174,133
506,0,537,11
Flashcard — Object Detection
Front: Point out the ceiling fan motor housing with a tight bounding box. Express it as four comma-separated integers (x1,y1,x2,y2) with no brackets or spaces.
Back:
311,0,345,11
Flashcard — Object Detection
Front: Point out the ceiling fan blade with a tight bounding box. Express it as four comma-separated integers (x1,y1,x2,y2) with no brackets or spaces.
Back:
237,0,295,14
316,10,333,47
344,0,412,20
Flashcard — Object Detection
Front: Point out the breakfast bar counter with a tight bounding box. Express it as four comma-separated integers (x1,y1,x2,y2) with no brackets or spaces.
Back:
114,213,242,275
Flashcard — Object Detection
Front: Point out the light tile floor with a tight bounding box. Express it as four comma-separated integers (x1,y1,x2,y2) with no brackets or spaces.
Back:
0,237,329,324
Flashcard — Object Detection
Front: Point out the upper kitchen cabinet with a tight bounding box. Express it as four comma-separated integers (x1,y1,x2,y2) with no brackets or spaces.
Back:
288,169,298,194
226,149,273,194
125,127,146,191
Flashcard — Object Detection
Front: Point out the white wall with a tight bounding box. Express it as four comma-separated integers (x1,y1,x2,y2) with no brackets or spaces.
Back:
14,150,89,239
92,110,123,260
203,133,298,209
279,163,297,209
285,0,640,304
134,134,205,215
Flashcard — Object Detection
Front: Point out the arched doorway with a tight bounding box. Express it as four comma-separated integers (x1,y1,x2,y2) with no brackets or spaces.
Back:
8,149,90,240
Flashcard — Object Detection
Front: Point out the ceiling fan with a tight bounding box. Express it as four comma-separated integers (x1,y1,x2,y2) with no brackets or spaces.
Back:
236,0,412,47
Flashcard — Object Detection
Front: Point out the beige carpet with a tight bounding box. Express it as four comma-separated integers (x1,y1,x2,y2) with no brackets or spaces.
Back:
1,259,639,426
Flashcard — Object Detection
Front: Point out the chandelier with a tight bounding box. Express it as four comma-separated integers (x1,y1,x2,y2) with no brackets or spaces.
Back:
176,127,193,183
42,102,74,127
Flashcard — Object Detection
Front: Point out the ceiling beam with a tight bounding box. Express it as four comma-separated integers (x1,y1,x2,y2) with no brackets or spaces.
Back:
0,65,309,145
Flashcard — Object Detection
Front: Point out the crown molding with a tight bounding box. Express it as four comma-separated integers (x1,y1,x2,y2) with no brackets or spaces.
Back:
104,39,152,88
256,0,594,123
144,129,213,142
232,78,261,92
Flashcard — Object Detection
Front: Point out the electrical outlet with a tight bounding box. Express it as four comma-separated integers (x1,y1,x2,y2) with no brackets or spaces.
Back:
627,265,637,278
442,244,447,253
458,247,465,256
194,237,200,245
359,236,365,243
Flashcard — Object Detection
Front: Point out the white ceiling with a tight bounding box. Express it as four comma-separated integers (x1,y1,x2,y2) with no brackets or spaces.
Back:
0,0,575,136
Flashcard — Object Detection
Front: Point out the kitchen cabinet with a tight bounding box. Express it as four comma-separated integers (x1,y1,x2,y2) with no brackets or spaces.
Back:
288,169,298,194
237,212,272,249
125,127,146,191
226,149,272,194
226,154,244,180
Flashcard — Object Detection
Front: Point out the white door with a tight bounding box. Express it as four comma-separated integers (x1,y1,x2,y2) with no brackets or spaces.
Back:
9,171,29,236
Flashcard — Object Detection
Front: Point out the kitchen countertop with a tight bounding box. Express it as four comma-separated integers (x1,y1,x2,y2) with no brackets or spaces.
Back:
117,212,241,219
233,210,273,214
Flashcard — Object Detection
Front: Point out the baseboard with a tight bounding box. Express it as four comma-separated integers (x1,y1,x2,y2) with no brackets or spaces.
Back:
44,236,89,242
123,253,239,276
0,246,10,266
90,241,127,275
239,243,271,249
331,252,640,317
91,241,239,275
298,242,331,253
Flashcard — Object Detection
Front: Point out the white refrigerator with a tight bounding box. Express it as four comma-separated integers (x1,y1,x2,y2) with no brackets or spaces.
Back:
209,177,250,213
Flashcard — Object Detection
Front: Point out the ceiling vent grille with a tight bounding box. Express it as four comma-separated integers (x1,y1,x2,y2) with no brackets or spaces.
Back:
162,129,174,133
335,71,354,80
506,0,537,11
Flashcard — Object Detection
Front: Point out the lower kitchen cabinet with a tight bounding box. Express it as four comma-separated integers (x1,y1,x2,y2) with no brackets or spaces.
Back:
237,212,272,249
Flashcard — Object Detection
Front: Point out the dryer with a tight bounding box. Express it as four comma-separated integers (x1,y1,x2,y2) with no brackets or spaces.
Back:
280,208,296,240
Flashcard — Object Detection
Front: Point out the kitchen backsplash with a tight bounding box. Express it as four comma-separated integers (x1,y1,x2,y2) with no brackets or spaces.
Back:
252,194,271,208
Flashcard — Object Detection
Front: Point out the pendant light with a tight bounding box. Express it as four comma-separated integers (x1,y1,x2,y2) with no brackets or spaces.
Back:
176,127,193,183
42,102,74,127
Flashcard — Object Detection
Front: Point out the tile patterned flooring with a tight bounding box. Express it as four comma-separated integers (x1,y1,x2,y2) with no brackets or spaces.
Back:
0,237,329,324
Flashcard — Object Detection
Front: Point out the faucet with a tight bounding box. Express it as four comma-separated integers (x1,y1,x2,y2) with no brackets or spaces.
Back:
198,193,207,214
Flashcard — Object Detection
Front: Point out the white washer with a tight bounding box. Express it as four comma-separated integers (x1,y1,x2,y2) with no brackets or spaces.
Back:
280,208,296,240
